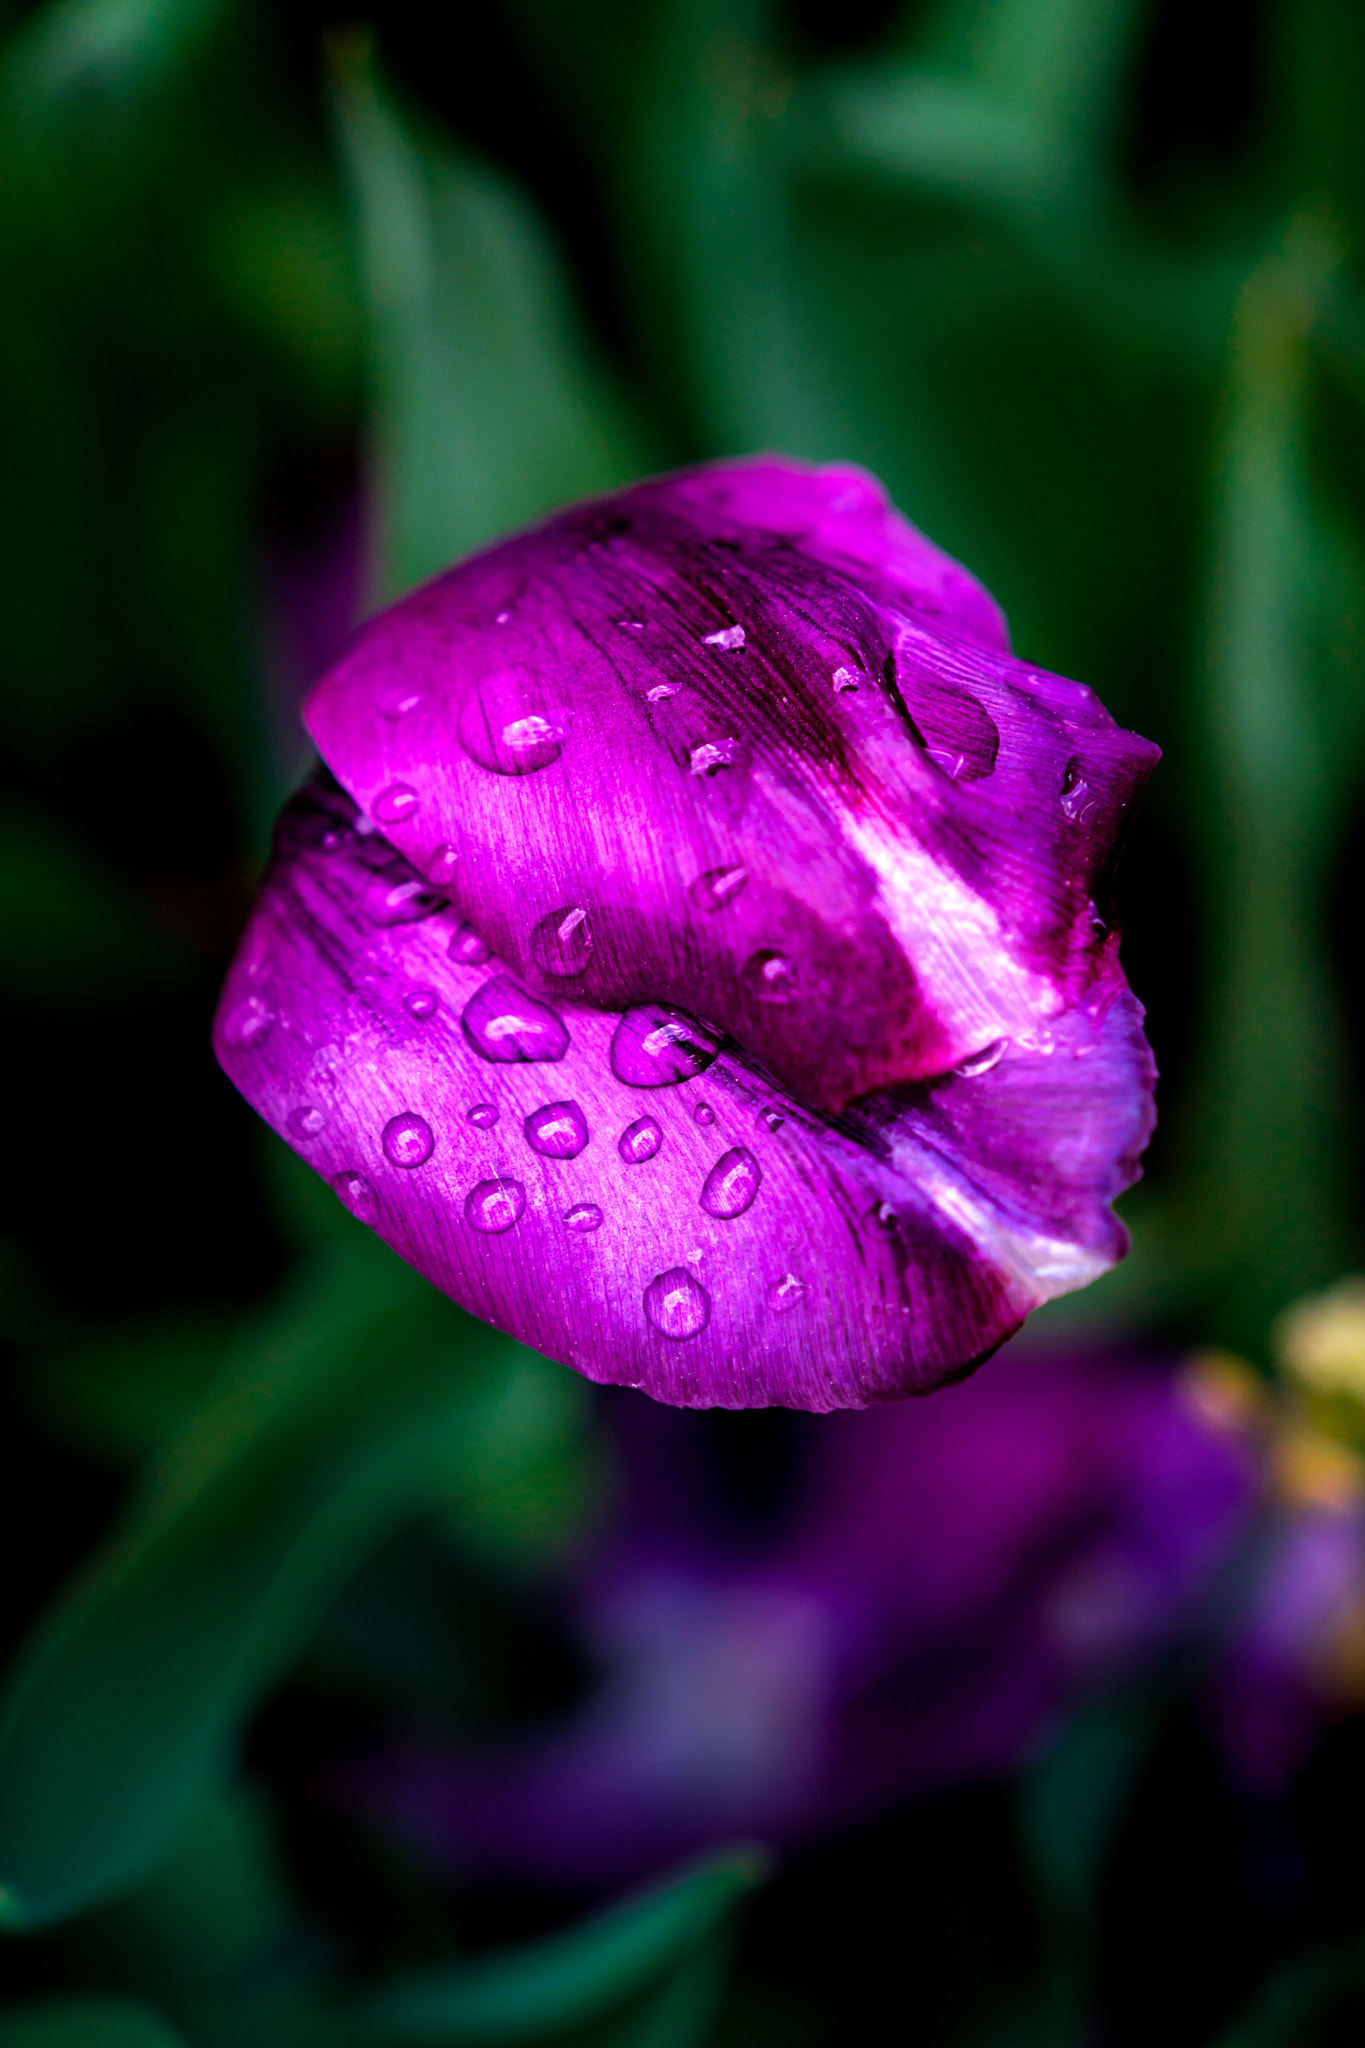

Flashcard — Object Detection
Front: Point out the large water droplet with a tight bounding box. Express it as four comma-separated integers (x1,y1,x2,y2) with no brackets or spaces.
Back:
332,1171,377,1219
693,1102,716,1126
531,906,593,977
689,739,737,777
450,922,492,965
403,987,438,1021
689,865,747,913
743,950,798,1005
287,1105,326,1140
459,668,567,776
467,1102,499,1128
644,1268,711,1341
525,1099,589,1159
374,783,419,824
700,1146,761,1219
564,1202,604,1232
619,1115,663,1164
383,1112,434,1169
380,687,422,719
703,625,746,651
611,1004,722,1087
462,976,569,1064
766,1273,806,1313
466,1178,526,1234
956,1038,1006,1078
222,996,273,1048
367,876,447,926
1060,755,1098,823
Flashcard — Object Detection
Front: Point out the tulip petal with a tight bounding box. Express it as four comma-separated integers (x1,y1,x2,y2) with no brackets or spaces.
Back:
305,457,1158,1112
214,779,1154,1411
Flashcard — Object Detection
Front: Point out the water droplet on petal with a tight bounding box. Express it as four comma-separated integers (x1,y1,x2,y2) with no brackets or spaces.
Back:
222,997,273,1048
531,905,593,977
689,739,737,777
702,625,746,651
383,1112,434,1169
689,865,747,913
366,876,447,926
494,609,513,626
428,843,459,885
956,1038,1006,1078
467,1102,499,1128
700,1146,761,1219
619,1115,663,1164
450,922,492,965
743,950,798,1005
287,1105,326,1140
693,1102,716,1126
644,1267,711,1340
758,1106,785,1133
403,987,438,1020
564,1201,604,1232
459,668,567,776
617,618,647,633
380,688,422,719
466,1177,526,1233
832,667,861,693
462,976,569,1063
525,1099,590,1159
375,783,419,824
1060,755,1098,823
332,1171,377,1219
876,1201,898,1231
611,1005,722,1087
767,1273,806,1313
647,681,677,702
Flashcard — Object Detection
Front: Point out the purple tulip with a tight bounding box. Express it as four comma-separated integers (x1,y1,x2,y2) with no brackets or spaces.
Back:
216,458,1158,1408
342,1345,1257,1887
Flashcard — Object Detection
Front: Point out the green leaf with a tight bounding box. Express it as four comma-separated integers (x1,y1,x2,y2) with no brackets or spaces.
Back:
329,33,646,601
357,1848,770,2043
0,2000,183,2048
0,1238,532,1929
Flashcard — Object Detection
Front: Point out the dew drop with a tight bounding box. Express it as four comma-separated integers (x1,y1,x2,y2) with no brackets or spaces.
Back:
644,1267,711,1341
1060,756,1098,823
693,1102,716,1126
875,1201,898,1231
380,688,422,719
689,865,747,913
956,1038,1006,1078
700,1146,761,1220
287,1104,326,1140
466,1177,526,1233
525,1099,590,1159
222,996,273,1048
564,1201,604,1232
531,905,593,978
332,1171,377,1219
832,667,861,693
450,921,492,965
428,843,459,885
403,987,438,1021
619,1115,663,1164
617,619,647,633
766,1273,806,1313
374,783,419,824
494,609,513,626
383,1112,434,1169
462,976,569,1064
703,624,746,651
758,1106,785,1133
610,1004,722,1087
647,681,678,702
689,739,737,777
366,876,447,926
459,668,567,776
743,950,798,1005
467,1102,499,1128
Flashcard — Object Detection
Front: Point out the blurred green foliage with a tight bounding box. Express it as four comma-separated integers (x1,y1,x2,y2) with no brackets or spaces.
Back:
2,0,1365,2041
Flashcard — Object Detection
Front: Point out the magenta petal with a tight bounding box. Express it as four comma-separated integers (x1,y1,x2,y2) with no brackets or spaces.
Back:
304,457,1158,1112
213,780,1155,1411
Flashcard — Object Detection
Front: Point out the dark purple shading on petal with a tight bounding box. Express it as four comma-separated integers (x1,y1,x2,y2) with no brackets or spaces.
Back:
305,457,1158,1114
212,780,1155,1411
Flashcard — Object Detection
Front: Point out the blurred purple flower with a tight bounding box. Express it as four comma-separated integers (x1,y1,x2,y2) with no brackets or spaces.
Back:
344,1345,1258,1887
216,458,1158,1407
